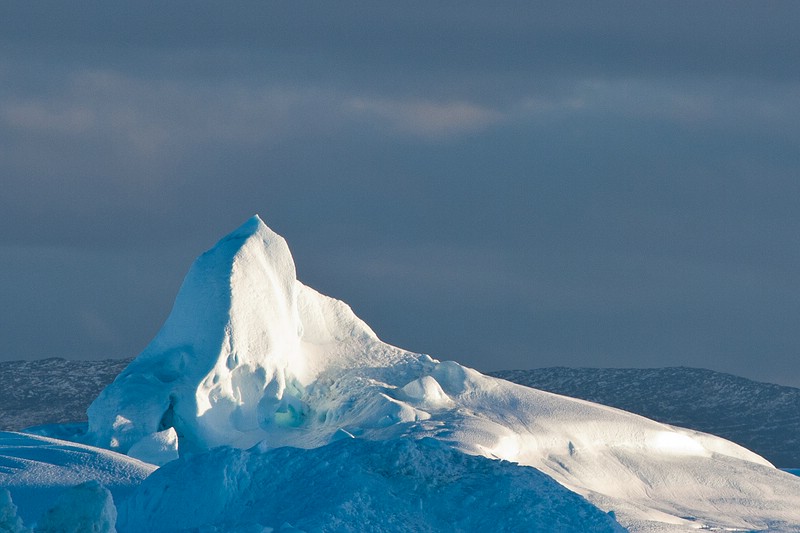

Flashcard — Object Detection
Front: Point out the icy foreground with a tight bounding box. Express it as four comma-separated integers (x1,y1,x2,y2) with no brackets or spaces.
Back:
0,432,154,526
73,216,800,530
119,437,621,532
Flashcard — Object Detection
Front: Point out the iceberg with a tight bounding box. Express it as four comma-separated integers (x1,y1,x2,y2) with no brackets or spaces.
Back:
84,215,800,531
87,215,398,457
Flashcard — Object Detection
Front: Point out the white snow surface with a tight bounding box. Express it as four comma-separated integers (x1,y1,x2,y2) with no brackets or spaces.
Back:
125,427,178,466
0,432,153,527
85,215,800,531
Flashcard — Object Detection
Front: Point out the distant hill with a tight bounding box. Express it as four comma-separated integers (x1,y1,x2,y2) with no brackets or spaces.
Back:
0,357,129,430
2,359,798,467
490,367,800,467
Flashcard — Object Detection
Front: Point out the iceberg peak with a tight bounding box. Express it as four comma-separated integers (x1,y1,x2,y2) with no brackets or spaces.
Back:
87,215,379,457
220,213,270,241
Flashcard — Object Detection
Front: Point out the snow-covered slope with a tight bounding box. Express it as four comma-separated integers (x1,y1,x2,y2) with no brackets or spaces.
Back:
492,367,800,468
83,215,800,532
0,432,154,527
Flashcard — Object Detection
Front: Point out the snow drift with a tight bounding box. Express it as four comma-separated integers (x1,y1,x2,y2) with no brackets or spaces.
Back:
87,215,800,531
0,432,153,527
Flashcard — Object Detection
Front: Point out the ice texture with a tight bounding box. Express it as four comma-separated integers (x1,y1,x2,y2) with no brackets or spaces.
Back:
119,437,623,532
34,481,116,533
0,489,29,533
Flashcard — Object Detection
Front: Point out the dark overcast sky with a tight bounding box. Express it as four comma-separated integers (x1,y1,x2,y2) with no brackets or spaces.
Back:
2,2,800,386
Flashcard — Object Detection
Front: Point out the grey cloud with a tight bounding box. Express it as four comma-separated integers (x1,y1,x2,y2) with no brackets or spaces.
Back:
3,2,800,86
2,2,800,389
346,97,505,138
